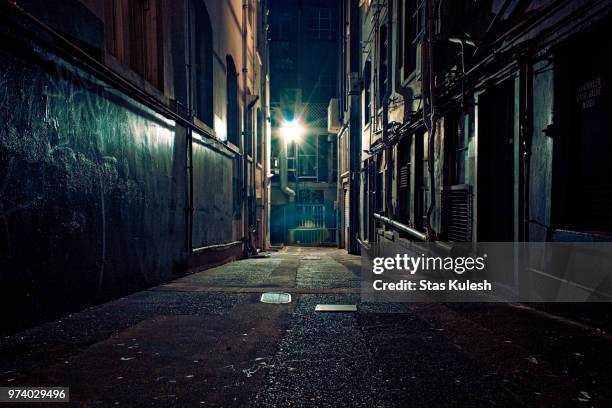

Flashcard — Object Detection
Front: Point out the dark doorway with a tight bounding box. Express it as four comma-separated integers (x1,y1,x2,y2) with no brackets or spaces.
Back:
477,80,515,242
552,21,612,235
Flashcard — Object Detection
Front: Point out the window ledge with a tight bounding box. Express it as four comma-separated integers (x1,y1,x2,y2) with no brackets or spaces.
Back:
104,52,169,106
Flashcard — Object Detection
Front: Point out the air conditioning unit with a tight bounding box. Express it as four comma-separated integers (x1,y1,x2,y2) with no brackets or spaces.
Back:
328,98,341,133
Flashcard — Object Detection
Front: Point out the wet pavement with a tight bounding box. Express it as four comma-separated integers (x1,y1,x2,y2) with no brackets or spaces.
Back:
1,247,611,407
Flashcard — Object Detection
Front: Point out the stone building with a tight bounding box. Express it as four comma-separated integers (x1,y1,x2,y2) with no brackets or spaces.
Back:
0,0,270,331
335,0,612,296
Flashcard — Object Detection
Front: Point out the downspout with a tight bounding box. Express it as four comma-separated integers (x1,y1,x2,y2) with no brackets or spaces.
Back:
520,60,532,242
425,0,438,240
186,0,194,253
248,95,260,251
279,136,296,198
382,0,393,218
242,0,253,255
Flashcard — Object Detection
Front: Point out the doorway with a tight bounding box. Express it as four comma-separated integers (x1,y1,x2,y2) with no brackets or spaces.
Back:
477,80,516,242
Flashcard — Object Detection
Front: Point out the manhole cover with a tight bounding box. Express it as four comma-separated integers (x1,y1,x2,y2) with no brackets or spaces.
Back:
301,256,321,260
315,304,357,312
260,292,292,304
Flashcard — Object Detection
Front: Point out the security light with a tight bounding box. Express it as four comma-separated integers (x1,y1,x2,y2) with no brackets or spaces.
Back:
280,119,305,143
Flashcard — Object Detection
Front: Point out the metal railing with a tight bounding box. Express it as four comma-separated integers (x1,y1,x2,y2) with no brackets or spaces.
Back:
374,213,427,241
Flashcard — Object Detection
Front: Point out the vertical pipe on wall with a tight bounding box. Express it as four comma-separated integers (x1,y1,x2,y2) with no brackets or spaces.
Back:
382,0,393,219
186,0,194,253
242,0,252,255
425,0,438,240
520,59,532,242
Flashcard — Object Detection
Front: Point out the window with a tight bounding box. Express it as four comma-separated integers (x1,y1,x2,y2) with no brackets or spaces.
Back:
298,135,318,178
270,41,295,72
415,131,428,232
363,60,372,125
378,24,388,107
308,8,332,40
105,0,163,89
226,56,240,146
128,0,162,88
375,154,383,214
449,113,468,185
315,74,334,99
332,137,338,182
402,0,426,81
397,136,412,224
271,7,293,40
192,0,213,126
246,105,253,158
256,108,263,164
317,135,329,182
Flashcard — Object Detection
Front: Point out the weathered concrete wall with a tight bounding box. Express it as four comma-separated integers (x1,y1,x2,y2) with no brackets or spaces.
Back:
191,135,236,248
0,46,188,332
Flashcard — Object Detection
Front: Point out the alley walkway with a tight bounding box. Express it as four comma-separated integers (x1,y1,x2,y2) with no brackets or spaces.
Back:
1,247,611,407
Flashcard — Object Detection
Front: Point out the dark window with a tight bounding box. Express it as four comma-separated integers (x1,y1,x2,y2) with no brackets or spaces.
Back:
332,137,338,182
270,41,295,72
192,0,213,126
308,7,332,40
378,25,388,107
449,113,468,185
246,104,253,157
415,131,428,232
317,135,329,182
298,135,318,179
375,154,383,213
226,55,240,146
402,0,425,81
271,6,293,40
363,60,372,124
117,0,163,89
397,136,412,224
316,74,334,97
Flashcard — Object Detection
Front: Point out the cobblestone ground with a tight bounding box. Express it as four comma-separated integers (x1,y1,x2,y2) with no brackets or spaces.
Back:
1,247,611,407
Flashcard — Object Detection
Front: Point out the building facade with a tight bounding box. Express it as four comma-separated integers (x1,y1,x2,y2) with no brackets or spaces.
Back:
0,0,270,331
336,0,612,293
268,0,339,245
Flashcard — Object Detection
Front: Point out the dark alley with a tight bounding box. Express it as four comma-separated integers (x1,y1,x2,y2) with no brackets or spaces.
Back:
2,0,612,406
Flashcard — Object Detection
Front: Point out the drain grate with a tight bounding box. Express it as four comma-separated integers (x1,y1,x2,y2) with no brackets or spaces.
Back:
260,292,292,304
315,304,357,312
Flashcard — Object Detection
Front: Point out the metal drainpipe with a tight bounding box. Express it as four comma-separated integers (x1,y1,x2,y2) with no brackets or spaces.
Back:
520,60,532,242
279,137,296,198
425,0,438,240
186,0,194,253
247,96,260,251
382,0,393,219
250,8,258,251
242,0,251,255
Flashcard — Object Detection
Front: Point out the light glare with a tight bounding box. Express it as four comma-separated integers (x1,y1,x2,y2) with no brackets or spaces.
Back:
281,120,304,143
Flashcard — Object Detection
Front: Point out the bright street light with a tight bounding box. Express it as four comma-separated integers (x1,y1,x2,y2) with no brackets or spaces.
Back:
280,119,305,143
